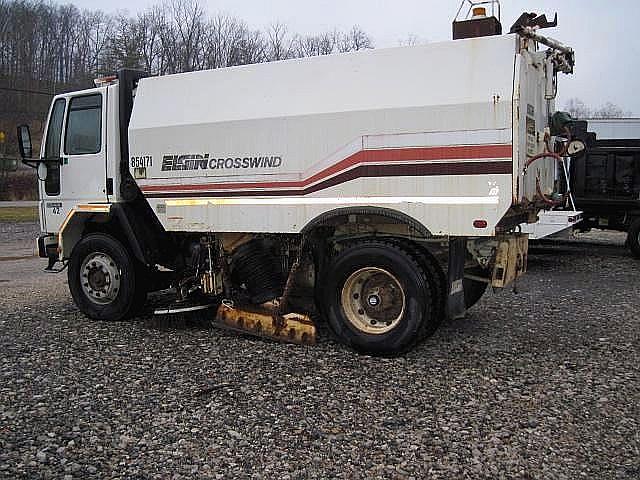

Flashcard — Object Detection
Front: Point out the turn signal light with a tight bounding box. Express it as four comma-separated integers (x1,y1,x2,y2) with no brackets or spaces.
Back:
473,219,488,228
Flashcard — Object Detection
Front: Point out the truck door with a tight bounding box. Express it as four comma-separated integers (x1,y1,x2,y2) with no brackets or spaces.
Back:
40,88,108,232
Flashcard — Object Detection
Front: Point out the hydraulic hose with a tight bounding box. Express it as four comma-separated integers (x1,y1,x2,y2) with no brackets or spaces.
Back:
523,148,567,207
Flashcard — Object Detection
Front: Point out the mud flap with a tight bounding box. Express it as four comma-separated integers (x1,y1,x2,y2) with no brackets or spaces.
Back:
447,237,466,319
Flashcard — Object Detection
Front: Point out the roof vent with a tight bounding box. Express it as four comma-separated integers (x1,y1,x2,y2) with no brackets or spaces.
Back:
453,0,502,40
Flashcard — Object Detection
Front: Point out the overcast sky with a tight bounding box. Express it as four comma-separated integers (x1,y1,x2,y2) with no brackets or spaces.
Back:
66,0,640,115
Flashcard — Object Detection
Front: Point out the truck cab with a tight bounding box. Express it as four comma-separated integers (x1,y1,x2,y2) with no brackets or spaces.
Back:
37,87,112,233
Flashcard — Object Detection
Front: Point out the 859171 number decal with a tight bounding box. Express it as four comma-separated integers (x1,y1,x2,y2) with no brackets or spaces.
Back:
130,156,153,168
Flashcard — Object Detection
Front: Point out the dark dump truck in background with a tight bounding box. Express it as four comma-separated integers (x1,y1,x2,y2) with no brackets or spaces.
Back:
569,119,640,257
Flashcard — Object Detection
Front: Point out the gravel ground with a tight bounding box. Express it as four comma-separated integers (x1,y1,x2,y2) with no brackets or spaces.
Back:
1,222,639,479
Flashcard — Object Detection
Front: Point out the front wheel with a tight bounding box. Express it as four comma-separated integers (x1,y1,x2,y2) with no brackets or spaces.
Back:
68,233,146,321
319,240,436,355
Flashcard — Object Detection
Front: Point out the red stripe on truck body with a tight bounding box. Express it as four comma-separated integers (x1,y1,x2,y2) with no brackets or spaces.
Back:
141,144,513,197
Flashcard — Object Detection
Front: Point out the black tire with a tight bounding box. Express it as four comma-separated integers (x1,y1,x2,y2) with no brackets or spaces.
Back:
68,233,147,321
388,238,446,331
395,239,487,313
319,240,434,355
463,267,489,310
627,218,640,259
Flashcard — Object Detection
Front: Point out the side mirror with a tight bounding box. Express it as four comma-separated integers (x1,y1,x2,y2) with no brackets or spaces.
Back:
37,162,48,181
17,124,32,159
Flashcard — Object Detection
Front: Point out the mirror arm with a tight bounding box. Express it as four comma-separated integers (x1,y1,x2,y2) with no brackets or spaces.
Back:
21,157,63,169
21,159,39,169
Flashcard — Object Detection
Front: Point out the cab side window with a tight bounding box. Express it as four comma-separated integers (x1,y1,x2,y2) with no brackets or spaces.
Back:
44,98,65,159
44,98,66,196
64,94,102,155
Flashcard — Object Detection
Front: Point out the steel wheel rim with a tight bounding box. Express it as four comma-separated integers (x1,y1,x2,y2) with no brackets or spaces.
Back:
340,267,405,334
80,252,121,305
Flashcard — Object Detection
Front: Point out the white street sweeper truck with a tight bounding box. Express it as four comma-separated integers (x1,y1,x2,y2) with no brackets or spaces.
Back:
18,4,576,354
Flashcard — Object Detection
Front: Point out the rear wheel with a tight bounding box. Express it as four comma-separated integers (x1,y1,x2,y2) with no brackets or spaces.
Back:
319,240,437,355
68,233,147,321
627,218,640,259
388,238,446,331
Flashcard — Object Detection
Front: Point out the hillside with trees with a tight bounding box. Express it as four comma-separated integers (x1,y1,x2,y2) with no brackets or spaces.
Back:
0,0,373,199
0,0,372,155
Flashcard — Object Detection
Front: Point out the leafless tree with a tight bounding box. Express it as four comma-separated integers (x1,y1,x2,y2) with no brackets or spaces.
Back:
171,0,206,71
202,14,263,69
0,0,375,156
0,0,374,81
564,98,631,119
564,98,591,119
591,102,630,119
292,31,338,57
338,26,373,53
266,22,291,61
104,14,144,72
135,8,163,74
398,34,427,47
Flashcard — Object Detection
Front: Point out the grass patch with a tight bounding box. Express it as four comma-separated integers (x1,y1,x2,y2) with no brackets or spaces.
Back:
0,206,38,222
